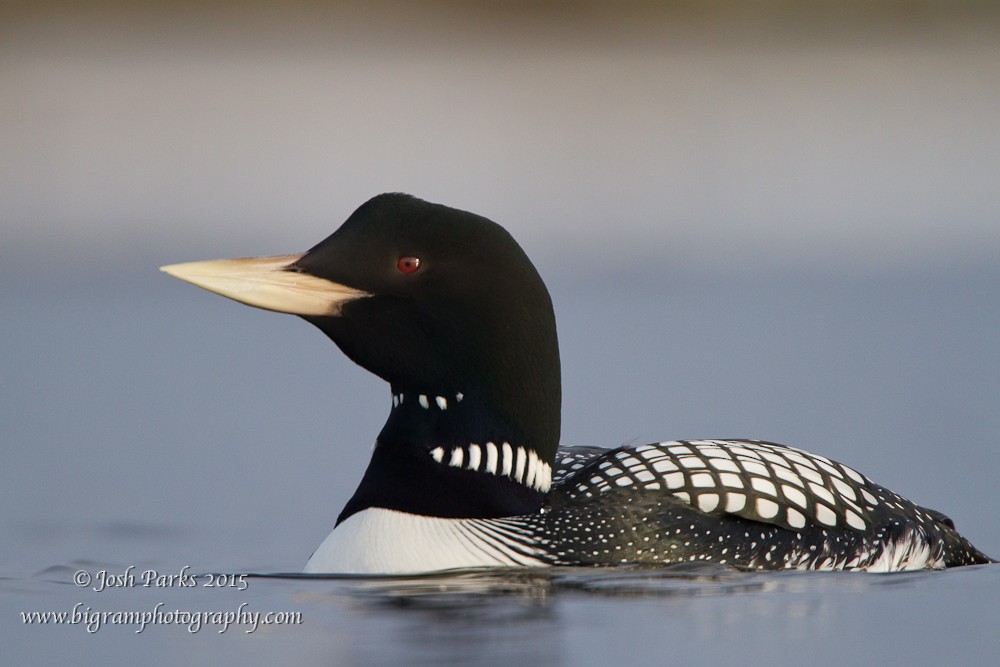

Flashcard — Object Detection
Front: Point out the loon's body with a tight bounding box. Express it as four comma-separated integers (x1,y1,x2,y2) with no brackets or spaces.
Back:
162,193,992,574
303,439,987,573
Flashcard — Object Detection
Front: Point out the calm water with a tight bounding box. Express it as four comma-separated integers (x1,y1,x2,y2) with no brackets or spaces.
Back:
8,561,1000,666
3,267,999,664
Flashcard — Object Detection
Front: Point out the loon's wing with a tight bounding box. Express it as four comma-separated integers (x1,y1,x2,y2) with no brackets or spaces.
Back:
545,439,990,569
556,439,901,535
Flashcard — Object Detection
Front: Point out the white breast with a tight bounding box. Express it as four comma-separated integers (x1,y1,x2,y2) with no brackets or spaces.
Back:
303,508,549,575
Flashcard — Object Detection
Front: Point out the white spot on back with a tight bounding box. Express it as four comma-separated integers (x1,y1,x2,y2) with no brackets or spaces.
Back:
786,451,817,469
841,465,866,484
719,472,744,488
725,493,746,512
817,460,843,479
709,458,740,473
652,459,679,473
418,394,429,409
787,507,806,528
702,449,733,460
435,396,447,410
845,509,867,531
830,477,857,501
759,451,790,467
773,465,805,487
794,464,824,484
731,447,761,459
449,447,464,468
750,477,777,496
698,493,720,512
430,447,444,463
815,504,838,526
782,485,808,508
756,498,779,519
691,472,715,488
809,482,836,505
664,472,685,489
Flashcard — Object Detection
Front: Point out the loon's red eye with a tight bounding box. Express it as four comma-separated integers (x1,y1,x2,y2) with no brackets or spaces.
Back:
396,256,421,274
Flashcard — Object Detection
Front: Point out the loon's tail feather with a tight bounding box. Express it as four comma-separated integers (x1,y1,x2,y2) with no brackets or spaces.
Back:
942,530,994,566
920,505,995,566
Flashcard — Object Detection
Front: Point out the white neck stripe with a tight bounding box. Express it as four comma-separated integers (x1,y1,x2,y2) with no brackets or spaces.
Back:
392,390,465,411
428,441,551,493
388,391,552,493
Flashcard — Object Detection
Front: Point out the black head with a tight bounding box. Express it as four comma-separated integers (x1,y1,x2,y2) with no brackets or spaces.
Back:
294,194,560,441
162,194,561,521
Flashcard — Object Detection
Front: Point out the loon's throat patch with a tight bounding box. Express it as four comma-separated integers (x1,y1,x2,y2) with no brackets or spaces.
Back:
392,388,553,494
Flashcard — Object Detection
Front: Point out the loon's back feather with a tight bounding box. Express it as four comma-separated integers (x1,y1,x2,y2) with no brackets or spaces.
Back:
536,439,991,570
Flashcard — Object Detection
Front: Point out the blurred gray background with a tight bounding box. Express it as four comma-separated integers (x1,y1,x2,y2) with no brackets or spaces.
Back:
3,0,998,572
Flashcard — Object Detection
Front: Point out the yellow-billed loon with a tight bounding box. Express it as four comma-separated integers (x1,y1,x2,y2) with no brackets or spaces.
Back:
162,193,992,574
